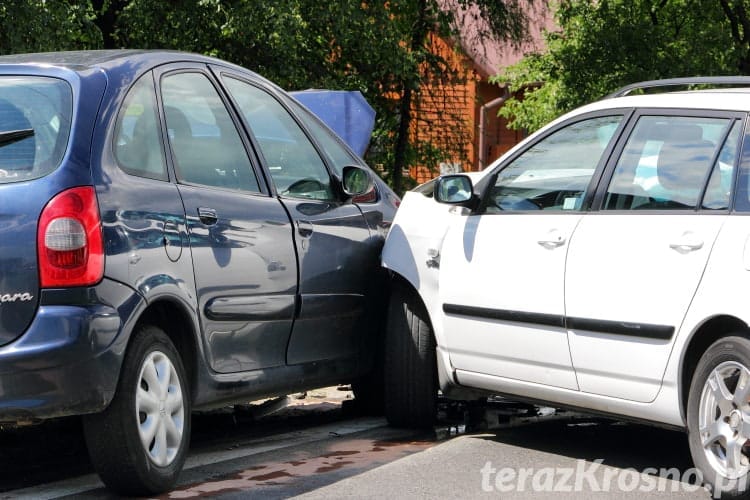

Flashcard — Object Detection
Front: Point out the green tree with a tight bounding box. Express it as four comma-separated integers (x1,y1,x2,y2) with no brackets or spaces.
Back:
363,1,523,191
0,0,532,194
117,0,532,193
495,0,750,132
0,1,100,54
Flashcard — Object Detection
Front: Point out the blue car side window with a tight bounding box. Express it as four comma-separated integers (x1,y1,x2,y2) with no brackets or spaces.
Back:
114,72,168,181
222,77,335,201
162,72,260,193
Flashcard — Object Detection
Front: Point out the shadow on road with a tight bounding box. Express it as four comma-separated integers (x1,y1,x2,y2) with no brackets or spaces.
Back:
476,418,693,473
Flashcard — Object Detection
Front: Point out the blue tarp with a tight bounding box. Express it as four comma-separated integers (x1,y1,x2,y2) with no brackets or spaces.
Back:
290,90,375,157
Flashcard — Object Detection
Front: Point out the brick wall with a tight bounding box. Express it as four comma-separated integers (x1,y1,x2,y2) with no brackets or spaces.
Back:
410,34,477,184
410,35,524,184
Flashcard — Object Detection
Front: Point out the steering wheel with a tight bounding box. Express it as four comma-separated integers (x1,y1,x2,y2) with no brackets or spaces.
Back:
282,178,326,196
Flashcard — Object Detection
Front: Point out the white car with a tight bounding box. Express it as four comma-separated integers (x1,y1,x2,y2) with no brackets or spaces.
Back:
382,77,750,498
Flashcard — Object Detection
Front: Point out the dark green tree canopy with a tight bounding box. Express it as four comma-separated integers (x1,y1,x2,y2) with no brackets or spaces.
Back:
0,1,101,53
0,0,533,193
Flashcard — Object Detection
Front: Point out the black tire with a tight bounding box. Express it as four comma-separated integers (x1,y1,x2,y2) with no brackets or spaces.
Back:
352,371,385,416
352,320,386,415
687,335,750,499
83,325,191,495
384,285,437,428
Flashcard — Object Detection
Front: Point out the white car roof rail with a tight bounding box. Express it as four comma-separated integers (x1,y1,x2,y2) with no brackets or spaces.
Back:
606,76,750,98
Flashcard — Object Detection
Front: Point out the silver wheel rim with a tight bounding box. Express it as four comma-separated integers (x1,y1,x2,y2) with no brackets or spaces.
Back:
135,350,185,467
699,360,750,479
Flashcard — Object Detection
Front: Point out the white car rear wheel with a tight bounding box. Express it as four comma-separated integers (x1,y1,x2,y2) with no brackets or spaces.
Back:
688,335,750,498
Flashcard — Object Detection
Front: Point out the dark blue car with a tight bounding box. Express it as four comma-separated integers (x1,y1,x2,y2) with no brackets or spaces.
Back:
0,50,397,494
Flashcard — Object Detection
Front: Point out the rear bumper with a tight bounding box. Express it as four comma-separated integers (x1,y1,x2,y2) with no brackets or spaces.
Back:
0,279,143,423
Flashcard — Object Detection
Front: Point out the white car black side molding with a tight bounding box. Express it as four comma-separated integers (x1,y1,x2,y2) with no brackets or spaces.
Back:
443,303,564,328
442,303,674,341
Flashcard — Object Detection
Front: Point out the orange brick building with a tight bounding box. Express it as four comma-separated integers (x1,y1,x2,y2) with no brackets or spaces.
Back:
410,4,553,183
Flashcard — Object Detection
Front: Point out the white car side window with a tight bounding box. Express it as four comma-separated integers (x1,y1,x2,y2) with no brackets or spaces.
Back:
702,121,741,210
486,115,622,213
604,115,734,210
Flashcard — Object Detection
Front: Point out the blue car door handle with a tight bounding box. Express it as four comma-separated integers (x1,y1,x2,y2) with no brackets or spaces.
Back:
297,220,314,238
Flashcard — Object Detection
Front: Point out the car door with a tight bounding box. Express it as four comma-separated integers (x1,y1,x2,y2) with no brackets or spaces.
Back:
565,112,743,402
157,65,299,374
217,70,373,365
439,114,626,390
98,71,196,308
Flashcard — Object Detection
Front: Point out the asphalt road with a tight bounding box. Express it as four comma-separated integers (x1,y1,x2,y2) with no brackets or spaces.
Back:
0,390,715,499
297,418,710,499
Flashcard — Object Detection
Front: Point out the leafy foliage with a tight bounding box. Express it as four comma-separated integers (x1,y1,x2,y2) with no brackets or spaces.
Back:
494,0,746,132
0,0,531,193
0,1,101,54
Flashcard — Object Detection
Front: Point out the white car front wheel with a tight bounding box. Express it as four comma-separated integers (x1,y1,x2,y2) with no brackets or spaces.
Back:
384,285,437,428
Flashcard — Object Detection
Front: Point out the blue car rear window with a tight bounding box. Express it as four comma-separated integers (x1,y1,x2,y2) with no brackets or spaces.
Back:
0,76,72,184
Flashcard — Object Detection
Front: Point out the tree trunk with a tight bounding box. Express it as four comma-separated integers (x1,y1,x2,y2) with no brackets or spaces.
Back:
391,0,428,194
392,86,412,194
91,0,126,49
738,46,750,75
719,0,750,75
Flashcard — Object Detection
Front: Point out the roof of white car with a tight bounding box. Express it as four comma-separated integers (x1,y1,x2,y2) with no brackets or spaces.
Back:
576,90,750,114
476,89,750,178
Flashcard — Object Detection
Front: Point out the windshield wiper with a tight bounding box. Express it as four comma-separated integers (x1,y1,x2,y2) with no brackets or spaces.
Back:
0,128,34,147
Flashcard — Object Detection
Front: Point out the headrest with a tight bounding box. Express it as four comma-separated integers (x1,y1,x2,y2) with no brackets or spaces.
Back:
164,106,192,140
656,125,715,194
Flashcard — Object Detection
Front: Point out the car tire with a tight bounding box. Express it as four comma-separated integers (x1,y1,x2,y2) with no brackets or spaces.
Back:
352,321,386,415
83,324,191,496
352,371,385,416
687,335,750,499
384,285,437,428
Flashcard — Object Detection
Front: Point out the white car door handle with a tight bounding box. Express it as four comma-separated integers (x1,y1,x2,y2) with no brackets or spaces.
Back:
669,237,704,253
537,230,566,249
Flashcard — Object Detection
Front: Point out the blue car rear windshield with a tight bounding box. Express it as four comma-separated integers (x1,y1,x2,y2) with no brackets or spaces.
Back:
0,76,72,184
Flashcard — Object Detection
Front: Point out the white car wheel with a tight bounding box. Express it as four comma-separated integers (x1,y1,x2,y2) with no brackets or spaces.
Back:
688,336,750,499
384,285,437,428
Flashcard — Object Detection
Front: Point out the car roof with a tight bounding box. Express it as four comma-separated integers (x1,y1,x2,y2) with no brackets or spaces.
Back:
475,87,750,179
531,90,750,144
0,50,254,77
576,91,750,115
